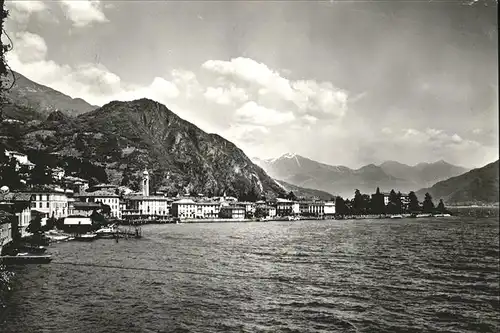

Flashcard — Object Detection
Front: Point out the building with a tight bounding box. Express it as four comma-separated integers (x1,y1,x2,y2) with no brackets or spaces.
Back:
233,201,255,216
0,192,33,238
324,201,336,216
4,150,35,170
122,195,171,222
28,189,69,219
275,198,300,216
51,167,65,181
219,206,245,219
69,201,102,217
0,210,13,255
308,201,325,216
76,190,121,219
195,201,222,219
255,205,277,218
171,199,197,219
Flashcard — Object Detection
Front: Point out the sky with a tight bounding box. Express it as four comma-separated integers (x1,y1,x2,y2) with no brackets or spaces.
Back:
2,0,498,169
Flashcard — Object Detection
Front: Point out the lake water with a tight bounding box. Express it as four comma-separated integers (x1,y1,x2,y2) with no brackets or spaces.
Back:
1,217,499,333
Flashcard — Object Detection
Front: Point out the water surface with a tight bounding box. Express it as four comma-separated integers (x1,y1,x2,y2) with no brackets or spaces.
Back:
1,217,499,332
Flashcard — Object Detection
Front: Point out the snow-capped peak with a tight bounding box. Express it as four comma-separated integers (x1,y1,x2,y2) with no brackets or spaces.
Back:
281,153,297,159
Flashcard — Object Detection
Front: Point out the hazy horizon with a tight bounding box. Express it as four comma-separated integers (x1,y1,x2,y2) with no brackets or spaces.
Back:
3,0,498,169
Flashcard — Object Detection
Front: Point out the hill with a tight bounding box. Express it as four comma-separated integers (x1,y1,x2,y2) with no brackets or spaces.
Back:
2,98,286,199
274,179,335,201
2,71,97,119
416,160,499,205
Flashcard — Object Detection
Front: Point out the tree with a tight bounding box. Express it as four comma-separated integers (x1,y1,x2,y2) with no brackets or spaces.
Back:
436,199,446,213
254,206,267,218
353,189,363,215
371,187,385,215
29,163,52,186
1,0,9,102
286,191,297,201
422,192,435,213
387,189,402,214
335,196,347,216
408,191,420,213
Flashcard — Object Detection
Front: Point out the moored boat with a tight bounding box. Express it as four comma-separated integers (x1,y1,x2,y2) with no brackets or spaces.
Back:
18,244,47,254
95,227,118,239
390,214,403,219
74,233,97,241
0,253,53,265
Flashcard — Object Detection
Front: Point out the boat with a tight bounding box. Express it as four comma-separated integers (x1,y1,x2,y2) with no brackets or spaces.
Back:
74,233,97,241
95,227,118,239
0,253,53,265
390,215,403,219
18,244,47,254
416,213,432,218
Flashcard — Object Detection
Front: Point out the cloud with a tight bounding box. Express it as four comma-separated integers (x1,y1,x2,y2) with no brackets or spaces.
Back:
203,86,249,105
5,32,183,106
59,0,108,27
235,101,295,126
5,1,53,26
201,57,348,119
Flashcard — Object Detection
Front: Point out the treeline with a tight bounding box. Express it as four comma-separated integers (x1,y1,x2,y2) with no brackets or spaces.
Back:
335,187,449,216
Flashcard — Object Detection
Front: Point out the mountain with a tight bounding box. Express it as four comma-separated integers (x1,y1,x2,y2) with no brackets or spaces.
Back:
274,180,335,201
255,154,470,198
380,160,469,188
1,98,286,198
254,154,410,198
2,71,97,118
416,160,499,205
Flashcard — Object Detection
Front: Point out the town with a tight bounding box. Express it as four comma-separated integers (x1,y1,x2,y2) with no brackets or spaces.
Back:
0,148,452,257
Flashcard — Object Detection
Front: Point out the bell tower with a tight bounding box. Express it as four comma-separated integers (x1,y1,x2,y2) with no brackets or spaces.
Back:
142,169,149,196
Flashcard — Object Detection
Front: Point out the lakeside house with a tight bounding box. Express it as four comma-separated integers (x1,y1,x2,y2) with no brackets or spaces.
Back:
255,204,277,218
122,195,171,222
275,198,300,216
0,192,33,238
75,190,121,219
26,189,69,220
219,206,245,219
171,199,197,219
195,201,222,219
68,201,102,217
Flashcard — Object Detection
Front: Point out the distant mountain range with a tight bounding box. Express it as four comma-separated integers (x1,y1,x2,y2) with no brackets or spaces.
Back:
274,179,334,201
2,71,97,119
416,160,499,205
253,153,470,198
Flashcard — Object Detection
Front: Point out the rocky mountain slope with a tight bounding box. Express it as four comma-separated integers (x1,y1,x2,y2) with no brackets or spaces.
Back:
2,98,286,198
416,160,499,205
255,154,469,198
2,71,96,118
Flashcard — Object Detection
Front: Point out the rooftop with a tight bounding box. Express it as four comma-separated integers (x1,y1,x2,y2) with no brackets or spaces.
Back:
76,190,119,197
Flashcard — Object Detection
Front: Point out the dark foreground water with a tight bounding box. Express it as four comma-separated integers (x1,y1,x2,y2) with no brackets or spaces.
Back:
1,217,499,333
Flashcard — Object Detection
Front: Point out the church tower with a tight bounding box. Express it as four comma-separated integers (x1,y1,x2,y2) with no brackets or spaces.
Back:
142,169,150,196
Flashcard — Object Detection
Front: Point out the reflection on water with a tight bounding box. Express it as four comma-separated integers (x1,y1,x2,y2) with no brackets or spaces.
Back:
1,217,499,333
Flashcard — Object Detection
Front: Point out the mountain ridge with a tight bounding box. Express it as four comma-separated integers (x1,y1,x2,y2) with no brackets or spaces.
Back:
254,153,470,198
2,71,97,119
416,160,499,205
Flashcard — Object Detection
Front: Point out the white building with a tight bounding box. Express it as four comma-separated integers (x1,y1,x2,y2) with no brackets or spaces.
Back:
255,205,277,218
4,150,35,170
275,198,300,216
29,190,69,219
324,201,336,216
76,190,121,219
0,192,33,238
195,201,222,219
122,195,171,221
171,199,197,219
